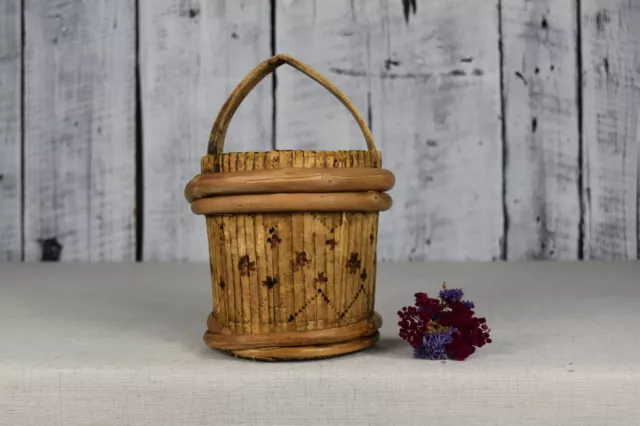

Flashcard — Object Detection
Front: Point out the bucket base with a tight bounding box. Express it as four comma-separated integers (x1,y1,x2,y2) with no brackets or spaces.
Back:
203,312,382,361
212,332,379,361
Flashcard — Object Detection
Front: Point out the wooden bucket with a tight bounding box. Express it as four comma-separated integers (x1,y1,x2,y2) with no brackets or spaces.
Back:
185,54,395,360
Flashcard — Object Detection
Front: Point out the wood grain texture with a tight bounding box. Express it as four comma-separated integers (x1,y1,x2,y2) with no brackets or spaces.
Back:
581,0,640,259
23,0,136,261
367,0,503,261
275,0,371,151
502,0,581,260
140,0,272,261
0,0,22,261
7,0,640,264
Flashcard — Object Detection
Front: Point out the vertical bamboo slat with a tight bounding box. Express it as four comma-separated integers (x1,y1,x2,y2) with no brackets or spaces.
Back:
341,154,352,324
303,152,316,330
357,152,367,320
213,216,228,326
347,211,358,323
229,153,245,334
206,218,219,316
314,152,327,330
244,152,260,335
371,212,379,314
235,154,251,335
362,152,373,318
291,152,306,332
325,151,338,328
220,154,236,334
266,151,280,331
279,153,295,332
254,153,270,333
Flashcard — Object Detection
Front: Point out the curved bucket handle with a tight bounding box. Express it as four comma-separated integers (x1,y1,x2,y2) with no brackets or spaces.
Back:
207,54,377,155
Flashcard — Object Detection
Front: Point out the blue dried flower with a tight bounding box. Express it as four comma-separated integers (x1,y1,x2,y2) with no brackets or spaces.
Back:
439,288,464,303
462,300,475,309
413,328,456,360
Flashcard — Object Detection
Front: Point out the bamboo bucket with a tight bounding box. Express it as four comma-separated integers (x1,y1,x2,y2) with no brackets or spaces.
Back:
185,54,395,360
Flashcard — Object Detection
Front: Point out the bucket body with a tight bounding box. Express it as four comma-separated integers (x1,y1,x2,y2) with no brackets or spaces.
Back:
203,151,381,342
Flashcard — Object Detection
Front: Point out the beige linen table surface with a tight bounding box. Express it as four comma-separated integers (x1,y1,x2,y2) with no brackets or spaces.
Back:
1,261,639,425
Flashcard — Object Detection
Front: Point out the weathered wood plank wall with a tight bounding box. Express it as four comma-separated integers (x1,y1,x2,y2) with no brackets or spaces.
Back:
276,0,503,261
275,0,370,152
140,0,272,262
0,0,21,261
502,0,581,260
1,0,639,262
22,0,136,261
581,0,640,259
368,0,503,261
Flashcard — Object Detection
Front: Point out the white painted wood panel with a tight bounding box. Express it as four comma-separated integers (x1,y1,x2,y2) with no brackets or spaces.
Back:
140,0,273,262
367,0,503,261
23,0,136,261
0,0,22,261
275,0,371,151
502,0,581,260
2,0,639,263
581,0,640,259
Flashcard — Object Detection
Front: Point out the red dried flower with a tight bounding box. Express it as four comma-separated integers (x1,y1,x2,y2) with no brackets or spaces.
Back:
397,303,433,348
398,285,491,361
414,292,430,307
447,332,476,361
438,303,491,360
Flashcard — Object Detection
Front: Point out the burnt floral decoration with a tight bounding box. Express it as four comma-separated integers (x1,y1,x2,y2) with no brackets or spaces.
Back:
325,238,338,250
238,255,256,277
346,252,361,274
314,272,329,284
262,276,278,289
360,269,368,281
266,227,282,248
293,251,311,271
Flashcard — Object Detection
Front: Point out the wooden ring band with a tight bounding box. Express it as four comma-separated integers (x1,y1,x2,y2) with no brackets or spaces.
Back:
227,332,380,360
204,312,382,351
184,168,395,202
191,192,392,215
